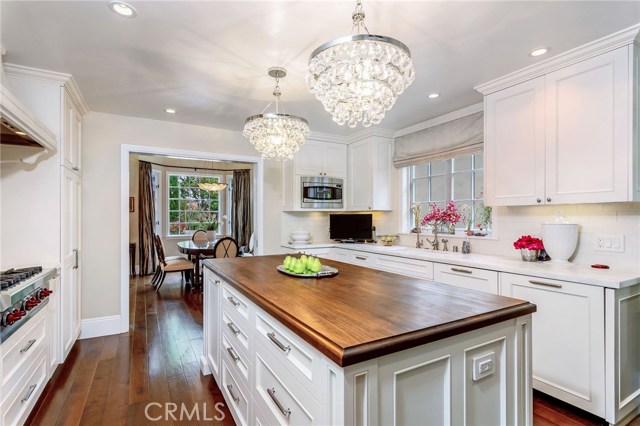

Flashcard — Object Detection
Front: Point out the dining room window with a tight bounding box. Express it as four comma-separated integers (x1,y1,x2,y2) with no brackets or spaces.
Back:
167,173,222,236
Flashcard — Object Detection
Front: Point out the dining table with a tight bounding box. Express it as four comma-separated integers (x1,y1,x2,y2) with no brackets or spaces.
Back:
177,240,217,289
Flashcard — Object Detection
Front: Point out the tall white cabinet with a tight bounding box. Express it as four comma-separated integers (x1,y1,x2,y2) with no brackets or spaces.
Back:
348,136,393,211
4,65,88,364
478,27,640,206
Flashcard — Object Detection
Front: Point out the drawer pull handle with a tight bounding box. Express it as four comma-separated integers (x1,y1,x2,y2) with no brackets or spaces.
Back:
227,346,240,362
226,384,240,403
227,322,240,336
20,339,37,353
267,332,291,354
451,267,472,274
355,256,367,261
227,296,240,307
21,384,37,403
529,280,562,289
267,387,291,418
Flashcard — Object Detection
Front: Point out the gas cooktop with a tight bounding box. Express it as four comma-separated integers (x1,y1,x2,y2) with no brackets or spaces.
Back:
0,266,43,290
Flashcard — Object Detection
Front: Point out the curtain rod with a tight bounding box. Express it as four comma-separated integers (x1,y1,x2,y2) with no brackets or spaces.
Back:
141,160,250,173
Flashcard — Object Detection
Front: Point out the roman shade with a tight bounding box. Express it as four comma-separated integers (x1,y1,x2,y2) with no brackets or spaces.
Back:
393,111,484,168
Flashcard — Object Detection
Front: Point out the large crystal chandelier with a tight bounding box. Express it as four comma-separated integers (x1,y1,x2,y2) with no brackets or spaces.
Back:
243,67,310,160
306,0,415,128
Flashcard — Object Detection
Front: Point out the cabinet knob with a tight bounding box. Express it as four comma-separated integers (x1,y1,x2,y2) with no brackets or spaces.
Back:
536,198,541,203
547,197,551,202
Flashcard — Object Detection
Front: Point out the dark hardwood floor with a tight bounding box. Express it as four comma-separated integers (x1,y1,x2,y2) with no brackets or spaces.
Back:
25,273,639,426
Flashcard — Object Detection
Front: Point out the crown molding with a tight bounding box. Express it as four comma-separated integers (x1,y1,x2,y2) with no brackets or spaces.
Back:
346,127,395,144
475,23,640,95
307,131,348,144
394,103,483,138
4,63,90,116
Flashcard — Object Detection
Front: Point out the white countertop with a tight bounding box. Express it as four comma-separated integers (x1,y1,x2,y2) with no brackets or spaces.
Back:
281,242,640,289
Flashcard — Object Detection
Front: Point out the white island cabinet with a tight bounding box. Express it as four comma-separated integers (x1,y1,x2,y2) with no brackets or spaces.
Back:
202,256,535,426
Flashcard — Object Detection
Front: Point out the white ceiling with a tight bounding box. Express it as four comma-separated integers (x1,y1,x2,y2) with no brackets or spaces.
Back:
1,1,639,137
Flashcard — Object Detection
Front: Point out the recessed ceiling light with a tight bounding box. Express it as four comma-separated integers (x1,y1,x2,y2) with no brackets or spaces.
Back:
108,1,137,18
15,131,27,136
529,47,550,57
428,93,440,99
164,108,177,114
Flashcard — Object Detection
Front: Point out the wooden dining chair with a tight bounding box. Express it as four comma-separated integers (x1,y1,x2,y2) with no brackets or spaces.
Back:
192,229,208,245
153,235,195,292
213,237,240,258
151,235,189,286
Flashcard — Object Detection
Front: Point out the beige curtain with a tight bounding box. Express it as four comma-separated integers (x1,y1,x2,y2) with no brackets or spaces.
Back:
232,169,252,249
138,161,156,275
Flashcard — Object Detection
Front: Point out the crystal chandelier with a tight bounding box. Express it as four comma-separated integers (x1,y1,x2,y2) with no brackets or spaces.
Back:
243,67,310,160
306,0,415,128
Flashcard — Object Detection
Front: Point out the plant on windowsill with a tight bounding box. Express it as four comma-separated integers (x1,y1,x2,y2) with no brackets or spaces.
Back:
420,200,463,250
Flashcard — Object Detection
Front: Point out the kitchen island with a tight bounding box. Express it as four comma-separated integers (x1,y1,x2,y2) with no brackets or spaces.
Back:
202,255,536,425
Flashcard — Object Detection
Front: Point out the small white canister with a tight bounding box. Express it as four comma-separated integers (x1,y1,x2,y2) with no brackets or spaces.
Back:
541,215,579,263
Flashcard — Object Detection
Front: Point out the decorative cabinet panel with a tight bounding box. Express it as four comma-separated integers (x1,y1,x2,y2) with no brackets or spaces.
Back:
433,263,498,294
501,273,606,416
481,44,639,205
61,88,82,174
61,168,81,360
203,267,222,382
348,137,392,211
294,140,347,177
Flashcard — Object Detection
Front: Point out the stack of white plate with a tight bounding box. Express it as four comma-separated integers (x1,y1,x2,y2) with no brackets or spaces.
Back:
289,230,312,245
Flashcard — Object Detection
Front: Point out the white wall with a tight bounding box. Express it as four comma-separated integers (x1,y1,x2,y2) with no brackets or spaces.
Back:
82,112,282,320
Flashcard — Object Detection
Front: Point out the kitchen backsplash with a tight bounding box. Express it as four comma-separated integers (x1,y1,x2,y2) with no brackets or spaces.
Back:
283,202,640,270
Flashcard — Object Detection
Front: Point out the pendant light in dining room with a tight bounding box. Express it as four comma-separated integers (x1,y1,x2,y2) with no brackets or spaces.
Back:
243,67,310,161
306,0,415,128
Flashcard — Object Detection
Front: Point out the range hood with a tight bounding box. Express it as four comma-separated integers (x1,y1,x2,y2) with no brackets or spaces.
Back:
1,83,56,152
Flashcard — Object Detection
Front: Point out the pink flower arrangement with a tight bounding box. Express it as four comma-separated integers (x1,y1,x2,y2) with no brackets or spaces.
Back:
420,200,463,229
513,235,544,250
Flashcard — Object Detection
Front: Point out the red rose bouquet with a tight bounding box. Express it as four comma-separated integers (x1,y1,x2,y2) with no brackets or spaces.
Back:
513,235,544,250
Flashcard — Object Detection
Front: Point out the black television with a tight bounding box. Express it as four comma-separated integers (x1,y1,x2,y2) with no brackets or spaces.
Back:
329,214,373,242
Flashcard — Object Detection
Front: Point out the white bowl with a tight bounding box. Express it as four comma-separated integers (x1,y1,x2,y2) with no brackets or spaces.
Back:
290,233,311,242
542,223,579,263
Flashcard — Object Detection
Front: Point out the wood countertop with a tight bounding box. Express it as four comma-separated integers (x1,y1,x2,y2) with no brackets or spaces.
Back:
204,255,536,367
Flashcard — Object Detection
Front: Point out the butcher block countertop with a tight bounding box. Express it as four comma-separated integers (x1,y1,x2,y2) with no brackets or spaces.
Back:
203,255,536,367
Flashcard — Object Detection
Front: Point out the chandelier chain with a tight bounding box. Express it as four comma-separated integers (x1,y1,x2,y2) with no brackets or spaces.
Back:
351,0,370,35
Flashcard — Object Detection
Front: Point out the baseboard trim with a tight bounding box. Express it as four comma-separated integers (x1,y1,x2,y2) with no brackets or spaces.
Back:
200,355,211,376
79,315,125,339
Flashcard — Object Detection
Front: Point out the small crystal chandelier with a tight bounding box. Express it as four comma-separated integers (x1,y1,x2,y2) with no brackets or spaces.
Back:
306,0,415,128
243,67,310,160
198,182,227,192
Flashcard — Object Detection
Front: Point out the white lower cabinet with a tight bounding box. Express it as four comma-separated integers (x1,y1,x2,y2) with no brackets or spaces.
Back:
501,273,606,416
434,263,499,294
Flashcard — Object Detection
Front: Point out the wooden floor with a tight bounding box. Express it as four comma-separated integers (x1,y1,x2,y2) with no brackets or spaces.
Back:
25,273,639,426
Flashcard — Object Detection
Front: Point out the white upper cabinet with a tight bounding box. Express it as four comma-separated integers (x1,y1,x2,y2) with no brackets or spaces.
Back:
348,137,392,211
485,77,546,206
61,88,82,174
294,140,347,177
545,48,629,204
478,28,640,206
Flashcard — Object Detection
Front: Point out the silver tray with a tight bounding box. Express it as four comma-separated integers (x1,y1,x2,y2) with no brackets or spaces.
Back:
276,265,338,278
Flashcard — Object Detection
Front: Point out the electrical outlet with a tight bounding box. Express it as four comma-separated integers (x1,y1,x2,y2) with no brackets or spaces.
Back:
472,352,496,381
594,234,624,253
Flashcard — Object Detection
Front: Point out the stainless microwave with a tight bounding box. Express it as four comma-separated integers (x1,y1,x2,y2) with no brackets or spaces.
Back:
301,176,344,209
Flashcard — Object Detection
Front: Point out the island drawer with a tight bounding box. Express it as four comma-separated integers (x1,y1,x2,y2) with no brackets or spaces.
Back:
221,361,250,426
1,347,47,426
222,310,250,357
222,334,250,388
222,284,251,325
254,350,321,426
434,263,499,294
255,311,323,390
